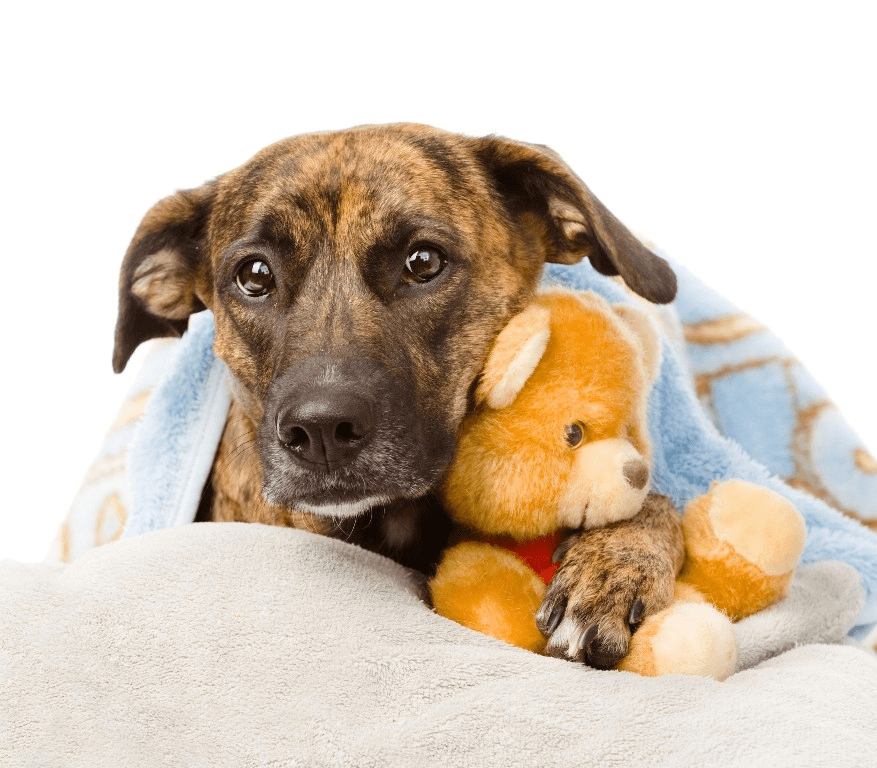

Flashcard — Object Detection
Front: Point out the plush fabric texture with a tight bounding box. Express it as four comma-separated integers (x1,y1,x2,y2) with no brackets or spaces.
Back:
123,310,231,538
444,291,655,539
675,266,877,528
4,523,875,766
44,338,181,563
472,530,566,584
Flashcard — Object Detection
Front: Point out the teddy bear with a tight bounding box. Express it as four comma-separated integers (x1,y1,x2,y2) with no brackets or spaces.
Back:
429,288,806,679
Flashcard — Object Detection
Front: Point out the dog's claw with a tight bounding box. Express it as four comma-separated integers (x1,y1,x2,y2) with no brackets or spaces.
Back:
576,624,621,669
551,532,580,564
628,597,646,628
543,597,568,635
577,624,599,651
539,495,681,667
584,643,622,670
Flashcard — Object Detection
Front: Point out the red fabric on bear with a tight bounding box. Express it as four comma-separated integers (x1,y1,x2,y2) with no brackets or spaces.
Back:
475,530,567,585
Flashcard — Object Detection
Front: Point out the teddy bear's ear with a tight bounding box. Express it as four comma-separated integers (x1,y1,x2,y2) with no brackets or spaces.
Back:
612,303,663,384
477,304,552,409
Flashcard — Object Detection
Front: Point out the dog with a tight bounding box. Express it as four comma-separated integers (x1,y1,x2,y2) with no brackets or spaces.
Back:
112,123,683,667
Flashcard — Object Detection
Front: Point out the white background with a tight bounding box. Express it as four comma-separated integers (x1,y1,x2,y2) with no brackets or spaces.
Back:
0,1,874,561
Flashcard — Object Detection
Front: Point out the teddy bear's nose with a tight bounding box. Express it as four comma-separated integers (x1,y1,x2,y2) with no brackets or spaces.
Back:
623,460,649,490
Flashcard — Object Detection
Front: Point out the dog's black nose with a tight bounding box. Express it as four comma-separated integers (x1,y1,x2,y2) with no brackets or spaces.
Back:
276,389,375,469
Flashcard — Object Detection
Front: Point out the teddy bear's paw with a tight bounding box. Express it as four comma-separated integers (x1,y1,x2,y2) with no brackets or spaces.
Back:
682,480,806,618
618,602,738,680
431,542,548,652
713,480,804,573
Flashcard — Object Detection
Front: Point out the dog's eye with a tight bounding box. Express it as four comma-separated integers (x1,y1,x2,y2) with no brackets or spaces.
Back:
403,246,446,283
236,259,275,297
564,422,587,448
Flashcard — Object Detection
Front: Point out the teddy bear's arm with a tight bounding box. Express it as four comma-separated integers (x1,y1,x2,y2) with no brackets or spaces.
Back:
535,493,684,668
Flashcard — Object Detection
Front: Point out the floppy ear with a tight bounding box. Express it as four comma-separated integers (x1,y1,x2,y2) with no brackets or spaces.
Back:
113,184,214,373
474,136,676,304
476,303,551,409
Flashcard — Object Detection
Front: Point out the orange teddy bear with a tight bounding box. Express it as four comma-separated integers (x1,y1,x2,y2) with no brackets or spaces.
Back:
429,289,806,679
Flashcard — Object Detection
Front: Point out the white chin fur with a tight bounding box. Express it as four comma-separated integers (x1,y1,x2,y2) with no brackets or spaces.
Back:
296,496,391,518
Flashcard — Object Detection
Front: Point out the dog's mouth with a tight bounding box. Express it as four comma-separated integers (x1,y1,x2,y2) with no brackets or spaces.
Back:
259,433,449,516
292,494,394,518
259,456,445,518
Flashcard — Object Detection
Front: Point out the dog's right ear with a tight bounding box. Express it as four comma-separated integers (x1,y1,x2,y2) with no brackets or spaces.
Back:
113,184,214,373
474,136,677,305
476,303,551,409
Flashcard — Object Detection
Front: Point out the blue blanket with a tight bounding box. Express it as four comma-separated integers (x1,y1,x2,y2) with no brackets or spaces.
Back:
123,259,877,636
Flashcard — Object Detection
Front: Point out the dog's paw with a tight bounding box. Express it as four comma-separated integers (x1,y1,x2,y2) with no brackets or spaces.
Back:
536,495,683,668
536,549,667,668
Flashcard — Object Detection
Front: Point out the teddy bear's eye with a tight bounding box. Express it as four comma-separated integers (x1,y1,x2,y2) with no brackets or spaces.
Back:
564,422,586,448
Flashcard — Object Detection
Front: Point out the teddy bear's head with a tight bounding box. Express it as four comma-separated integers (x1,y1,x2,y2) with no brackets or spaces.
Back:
442,289,662,539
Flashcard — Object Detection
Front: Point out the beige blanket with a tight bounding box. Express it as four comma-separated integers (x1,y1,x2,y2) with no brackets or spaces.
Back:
2,522,875,766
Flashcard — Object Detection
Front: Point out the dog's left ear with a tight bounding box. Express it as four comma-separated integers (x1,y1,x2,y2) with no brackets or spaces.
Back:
112,183,215,373
474,136,676,304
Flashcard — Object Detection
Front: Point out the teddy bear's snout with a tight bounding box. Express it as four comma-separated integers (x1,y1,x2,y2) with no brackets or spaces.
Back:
557,438,651,531
623,460,649,490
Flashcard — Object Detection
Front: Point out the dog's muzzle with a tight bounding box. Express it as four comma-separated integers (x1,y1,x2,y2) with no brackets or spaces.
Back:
258,354,450,515
275,387,375,471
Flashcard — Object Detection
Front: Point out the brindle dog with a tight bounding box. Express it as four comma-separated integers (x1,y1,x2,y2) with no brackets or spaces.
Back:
113,124,683,668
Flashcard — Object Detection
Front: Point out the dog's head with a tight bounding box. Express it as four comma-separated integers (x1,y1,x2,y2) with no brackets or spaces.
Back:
113,124,676,518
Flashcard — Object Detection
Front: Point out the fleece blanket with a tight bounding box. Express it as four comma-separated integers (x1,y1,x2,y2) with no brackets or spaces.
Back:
4,523,876,766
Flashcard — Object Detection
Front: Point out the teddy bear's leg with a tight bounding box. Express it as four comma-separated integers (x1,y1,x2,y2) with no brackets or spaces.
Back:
680,480,806,620
430,541,547,652
617,586,738,680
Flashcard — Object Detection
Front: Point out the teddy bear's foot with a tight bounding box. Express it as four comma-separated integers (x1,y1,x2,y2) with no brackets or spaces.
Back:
680,480,806,620
617,601,738,680
430,541,547,652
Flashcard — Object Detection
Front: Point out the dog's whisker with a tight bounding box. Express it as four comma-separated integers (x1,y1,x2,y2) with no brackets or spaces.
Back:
220,414,257,432
216,436,257,468
228,434,259,454
213,440,258,484
324,515,341,537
